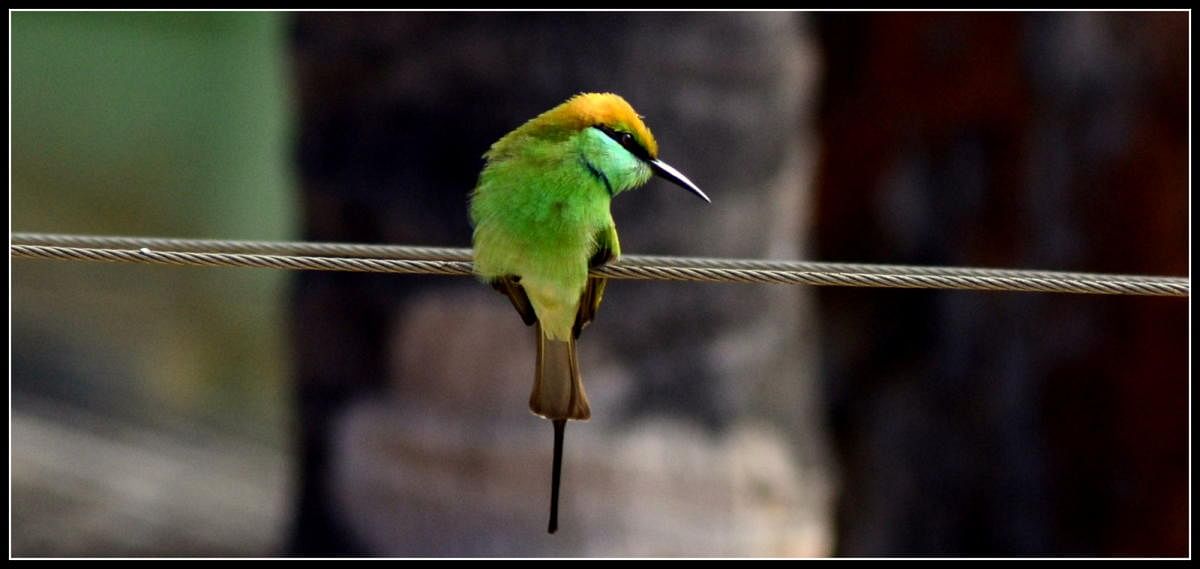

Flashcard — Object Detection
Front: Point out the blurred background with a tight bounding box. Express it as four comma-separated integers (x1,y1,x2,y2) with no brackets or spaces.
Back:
9,11,1188,557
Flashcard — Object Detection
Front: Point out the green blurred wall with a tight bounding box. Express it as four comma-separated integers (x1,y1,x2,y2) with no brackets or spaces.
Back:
11,12,294,442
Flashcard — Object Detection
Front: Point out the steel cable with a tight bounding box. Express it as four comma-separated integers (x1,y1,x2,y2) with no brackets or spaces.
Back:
10,233,1189,297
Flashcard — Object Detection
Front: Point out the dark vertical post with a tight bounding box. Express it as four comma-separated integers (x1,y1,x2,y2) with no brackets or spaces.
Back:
813,12,1187,556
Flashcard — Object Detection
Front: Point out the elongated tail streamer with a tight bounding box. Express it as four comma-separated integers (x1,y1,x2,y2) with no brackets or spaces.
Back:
548,419,565,534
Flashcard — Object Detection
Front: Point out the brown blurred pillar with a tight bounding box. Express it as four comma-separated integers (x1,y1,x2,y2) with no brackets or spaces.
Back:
813,12,1187,556
287,13,828,556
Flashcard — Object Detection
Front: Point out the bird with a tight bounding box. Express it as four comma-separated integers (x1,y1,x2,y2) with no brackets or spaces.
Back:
469,92,710,534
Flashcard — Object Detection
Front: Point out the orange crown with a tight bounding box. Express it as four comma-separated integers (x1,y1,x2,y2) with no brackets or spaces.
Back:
519,92,659,159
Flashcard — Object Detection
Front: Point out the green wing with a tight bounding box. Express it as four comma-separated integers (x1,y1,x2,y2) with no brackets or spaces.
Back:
491,275,537,326
573,224,620,339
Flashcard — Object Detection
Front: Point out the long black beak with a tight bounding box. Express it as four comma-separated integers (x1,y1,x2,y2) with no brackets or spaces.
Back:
650,159,711,203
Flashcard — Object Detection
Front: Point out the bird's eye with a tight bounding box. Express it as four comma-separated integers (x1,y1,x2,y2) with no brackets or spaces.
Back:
596,125,649,159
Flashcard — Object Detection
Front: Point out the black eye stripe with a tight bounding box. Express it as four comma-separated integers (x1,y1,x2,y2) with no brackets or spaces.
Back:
595,125,650,160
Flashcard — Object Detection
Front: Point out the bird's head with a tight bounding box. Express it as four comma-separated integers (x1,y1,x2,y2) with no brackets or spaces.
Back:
489,92,710,202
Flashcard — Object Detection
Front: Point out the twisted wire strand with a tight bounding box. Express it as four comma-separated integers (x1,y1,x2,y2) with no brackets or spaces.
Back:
10,232,1172,282
11,232,469,261
10,235,1189,297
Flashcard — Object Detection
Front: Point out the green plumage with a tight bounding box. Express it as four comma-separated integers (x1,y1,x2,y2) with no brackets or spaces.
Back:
468,93,707,534
470,94,654,421
472,133,635,337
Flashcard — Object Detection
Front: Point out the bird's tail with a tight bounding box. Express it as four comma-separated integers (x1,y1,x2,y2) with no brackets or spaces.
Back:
530,322,591,421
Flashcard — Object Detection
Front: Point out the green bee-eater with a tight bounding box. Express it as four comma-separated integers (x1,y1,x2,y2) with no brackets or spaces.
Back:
469,92,709,533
